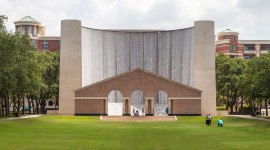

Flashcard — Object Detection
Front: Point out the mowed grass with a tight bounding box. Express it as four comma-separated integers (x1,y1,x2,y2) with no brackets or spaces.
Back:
0,116,270,150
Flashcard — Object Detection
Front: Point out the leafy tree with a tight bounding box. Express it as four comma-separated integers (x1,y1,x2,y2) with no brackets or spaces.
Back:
216,54,247,113
0,15,18,116
247,53,270,116
34,51,59,114
0,15,60,116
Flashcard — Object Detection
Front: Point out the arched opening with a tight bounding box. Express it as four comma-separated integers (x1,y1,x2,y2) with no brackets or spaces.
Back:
154,90,168,116
131,90,145,116
108,90,123,116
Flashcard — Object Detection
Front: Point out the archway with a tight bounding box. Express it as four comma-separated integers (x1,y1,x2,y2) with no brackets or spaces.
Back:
108,90,123,116
131,90,145,116
154,90,168,116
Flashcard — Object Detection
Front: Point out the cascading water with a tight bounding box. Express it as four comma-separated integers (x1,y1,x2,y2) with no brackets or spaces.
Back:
81,27,194,116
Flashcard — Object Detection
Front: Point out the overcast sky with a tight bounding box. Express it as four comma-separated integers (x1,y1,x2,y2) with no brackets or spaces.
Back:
1,0,269,40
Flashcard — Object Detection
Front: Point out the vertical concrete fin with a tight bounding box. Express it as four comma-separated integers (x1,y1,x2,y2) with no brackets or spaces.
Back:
194,20,216,116
59,20,82,115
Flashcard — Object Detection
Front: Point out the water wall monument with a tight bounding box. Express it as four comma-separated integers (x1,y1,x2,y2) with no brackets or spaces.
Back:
58,20,216,116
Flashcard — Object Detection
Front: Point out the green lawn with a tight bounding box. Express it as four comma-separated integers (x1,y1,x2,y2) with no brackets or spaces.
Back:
0,116,270,150
260,116,270,119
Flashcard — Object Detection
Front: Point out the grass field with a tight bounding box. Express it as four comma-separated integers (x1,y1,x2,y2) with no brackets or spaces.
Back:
0,116,270,150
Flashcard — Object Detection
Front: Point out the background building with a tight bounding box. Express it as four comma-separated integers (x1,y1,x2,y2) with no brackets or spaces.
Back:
216,29,270,58
14,16,60,51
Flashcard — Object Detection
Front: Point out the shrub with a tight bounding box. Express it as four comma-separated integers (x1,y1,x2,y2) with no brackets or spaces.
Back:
216,106,227,110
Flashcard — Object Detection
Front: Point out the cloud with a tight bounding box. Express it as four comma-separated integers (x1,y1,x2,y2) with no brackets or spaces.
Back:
0,0,269,39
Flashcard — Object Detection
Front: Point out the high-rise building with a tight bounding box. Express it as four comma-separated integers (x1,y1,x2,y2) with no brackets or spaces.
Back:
216,29,270,58
14,16,60,51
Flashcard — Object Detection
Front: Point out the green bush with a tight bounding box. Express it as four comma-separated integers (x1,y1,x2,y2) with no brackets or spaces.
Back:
216,106,227,110
239,106,252,114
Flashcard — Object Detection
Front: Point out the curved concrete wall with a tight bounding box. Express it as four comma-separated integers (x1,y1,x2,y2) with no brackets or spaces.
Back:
59,20,216,115
81,28,194,87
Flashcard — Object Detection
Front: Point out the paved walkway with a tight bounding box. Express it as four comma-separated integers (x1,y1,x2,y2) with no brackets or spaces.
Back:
100,116,177,121
0,115,43,121
229,115,270,122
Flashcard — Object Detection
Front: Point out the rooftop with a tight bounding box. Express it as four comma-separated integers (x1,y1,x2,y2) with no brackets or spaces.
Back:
14,16,41,25
218,28,239,36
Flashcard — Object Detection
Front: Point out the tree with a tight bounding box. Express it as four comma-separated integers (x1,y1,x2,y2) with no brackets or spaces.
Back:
0,15,18,116
248,53,270,116
34,51,59,114
216,54,247,113
0,15,60,116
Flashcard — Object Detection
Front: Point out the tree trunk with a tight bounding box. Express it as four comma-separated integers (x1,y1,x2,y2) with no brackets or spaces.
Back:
55,95,59,109
235,104,238,113
259,98,262,116
35,99,40,114
40,98,47,114
31,99,35,114
5,94,9,116
240,97,244,114
16,96,21,115
27,95,31,114
0,99,2,116
265,99,269,116
12,97,16,115
22,97,25,115
0,97,3,116
230,106,234,113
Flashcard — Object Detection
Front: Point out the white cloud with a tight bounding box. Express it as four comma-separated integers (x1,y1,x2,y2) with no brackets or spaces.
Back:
0,0,269,39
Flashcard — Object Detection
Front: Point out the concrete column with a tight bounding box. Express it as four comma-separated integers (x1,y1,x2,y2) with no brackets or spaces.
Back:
194,20,216,116
256,44,260,57
59,20,82,115
34,26,36,36
122,99,125,115
168,99,172,115
105,98,108,115
151,99,154,114
145,99,149,114
128,98,131,114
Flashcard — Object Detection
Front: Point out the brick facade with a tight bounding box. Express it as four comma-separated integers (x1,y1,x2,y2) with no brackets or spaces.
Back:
75,69,202,115
216,29,270,58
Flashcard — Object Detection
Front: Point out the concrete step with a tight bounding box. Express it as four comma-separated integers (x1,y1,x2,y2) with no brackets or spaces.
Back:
100,116,177,121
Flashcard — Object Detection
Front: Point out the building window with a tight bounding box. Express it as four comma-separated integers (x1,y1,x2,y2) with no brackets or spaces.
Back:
24,25,29,34
57,41,61,49
224,35,228,39
16,26,20,32
231,36,235,41
32,40,37,49
230,45,236,51
43,41,49,49
31,26,34,37
244,44,255,50
260,44,270,50
244,56,253,59
48,101,54,106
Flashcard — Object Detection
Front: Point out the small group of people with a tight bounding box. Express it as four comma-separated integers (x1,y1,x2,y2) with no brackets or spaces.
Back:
165,107,168,116
205,114,223,127
217,118,223,127
206,114,212,126
133,108,145,117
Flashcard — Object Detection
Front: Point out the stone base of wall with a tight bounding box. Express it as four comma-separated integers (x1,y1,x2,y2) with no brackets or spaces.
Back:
217,110,228,116
75,114,107,116
169,114,201,116
47,110,59,115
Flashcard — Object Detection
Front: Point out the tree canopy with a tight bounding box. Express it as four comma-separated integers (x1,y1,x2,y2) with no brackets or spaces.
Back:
216,53,270,115
0,15,59,116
